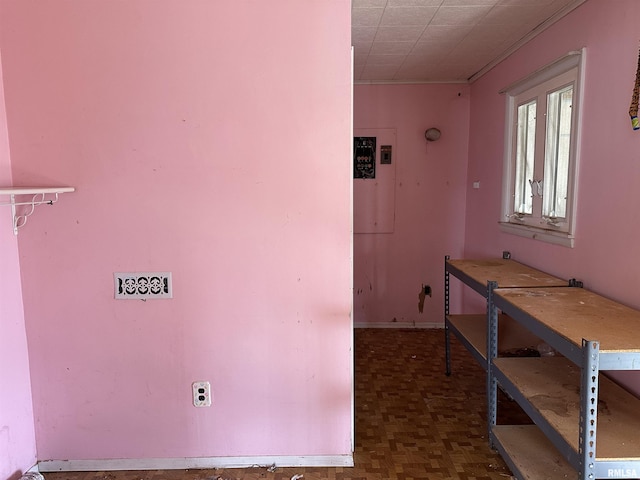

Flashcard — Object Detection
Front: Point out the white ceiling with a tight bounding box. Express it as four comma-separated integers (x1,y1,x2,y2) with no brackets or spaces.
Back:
352,0,586,84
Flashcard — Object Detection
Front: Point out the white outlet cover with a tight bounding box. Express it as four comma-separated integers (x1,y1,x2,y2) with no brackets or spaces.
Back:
192,381,212,407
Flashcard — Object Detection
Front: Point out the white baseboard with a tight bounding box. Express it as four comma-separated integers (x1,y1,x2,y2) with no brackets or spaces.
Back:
354,321,443,329
38,455,354,472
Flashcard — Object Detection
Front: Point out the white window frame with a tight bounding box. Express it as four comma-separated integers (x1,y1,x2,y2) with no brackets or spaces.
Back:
499,49,585,248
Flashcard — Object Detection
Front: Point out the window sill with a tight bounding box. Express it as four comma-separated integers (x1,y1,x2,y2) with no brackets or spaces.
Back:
499,221,575,248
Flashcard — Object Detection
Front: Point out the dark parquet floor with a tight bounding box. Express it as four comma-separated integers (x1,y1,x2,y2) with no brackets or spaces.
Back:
43,329,528,480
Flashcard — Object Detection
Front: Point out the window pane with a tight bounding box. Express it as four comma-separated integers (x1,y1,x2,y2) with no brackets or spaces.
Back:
543,85,573,218
514,100,536,214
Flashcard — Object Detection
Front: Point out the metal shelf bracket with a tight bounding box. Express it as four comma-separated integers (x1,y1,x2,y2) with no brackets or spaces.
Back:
0,187,75,235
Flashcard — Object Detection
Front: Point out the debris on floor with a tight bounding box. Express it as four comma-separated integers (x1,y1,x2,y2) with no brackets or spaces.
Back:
20,474,45,480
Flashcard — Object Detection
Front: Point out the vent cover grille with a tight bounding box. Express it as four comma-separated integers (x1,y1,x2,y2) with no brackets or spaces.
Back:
114,272,172,299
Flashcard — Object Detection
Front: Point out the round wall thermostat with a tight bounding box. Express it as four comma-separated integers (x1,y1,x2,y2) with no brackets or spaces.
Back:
425,128,441,142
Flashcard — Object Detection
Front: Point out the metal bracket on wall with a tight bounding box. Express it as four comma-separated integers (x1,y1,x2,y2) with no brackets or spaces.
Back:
0,187,75,235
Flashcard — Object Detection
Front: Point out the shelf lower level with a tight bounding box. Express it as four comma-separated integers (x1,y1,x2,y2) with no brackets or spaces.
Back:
493,356,640,472
447,314,542,369
492,424,576,480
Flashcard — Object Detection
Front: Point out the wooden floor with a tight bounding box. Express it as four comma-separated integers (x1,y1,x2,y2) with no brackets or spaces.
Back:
44,329,527,480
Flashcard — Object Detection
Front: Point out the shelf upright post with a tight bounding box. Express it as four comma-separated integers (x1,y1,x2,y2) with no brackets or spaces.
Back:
444,255,451,376
579,339,599,480
486,280,499,447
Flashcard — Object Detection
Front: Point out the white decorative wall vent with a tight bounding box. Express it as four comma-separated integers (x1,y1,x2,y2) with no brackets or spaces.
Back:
114,272,172,300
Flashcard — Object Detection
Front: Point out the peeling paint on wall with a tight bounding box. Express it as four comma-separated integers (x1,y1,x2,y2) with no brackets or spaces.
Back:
417,284,431,313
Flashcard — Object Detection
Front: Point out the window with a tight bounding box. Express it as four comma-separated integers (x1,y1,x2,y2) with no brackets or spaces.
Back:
500,50,585,248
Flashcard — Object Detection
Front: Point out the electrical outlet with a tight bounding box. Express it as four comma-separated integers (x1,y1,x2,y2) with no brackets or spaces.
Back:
192,381,212,407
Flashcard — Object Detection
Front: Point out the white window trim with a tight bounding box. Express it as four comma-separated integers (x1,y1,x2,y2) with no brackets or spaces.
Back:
499,48,586,248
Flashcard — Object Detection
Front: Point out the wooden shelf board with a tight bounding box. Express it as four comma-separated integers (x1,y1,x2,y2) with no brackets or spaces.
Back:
494,287,640,353
446,258,567,289
448,314,487,362
492,425,576,480
494,356,640,460
448,314,542,363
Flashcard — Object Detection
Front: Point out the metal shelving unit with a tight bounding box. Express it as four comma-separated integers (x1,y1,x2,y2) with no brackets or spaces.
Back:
444,255,567,375
488,286,640,479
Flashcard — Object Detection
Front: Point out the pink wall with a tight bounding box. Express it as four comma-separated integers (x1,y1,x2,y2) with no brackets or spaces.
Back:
0,51,37,479
0,0,353,464
466,0,640,393
354,84,470,326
